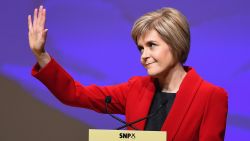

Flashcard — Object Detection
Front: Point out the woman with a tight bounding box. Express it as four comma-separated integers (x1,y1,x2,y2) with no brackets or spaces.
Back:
28,5,228,141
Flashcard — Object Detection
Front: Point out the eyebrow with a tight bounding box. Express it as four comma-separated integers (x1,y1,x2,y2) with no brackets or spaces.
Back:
137,40,158,47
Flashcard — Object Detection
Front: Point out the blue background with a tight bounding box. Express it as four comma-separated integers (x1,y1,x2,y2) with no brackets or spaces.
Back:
0,0,249,140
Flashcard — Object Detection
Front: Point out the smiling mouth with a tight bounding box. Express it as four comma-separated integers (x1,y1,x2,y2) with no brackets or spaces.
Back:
145,62,155,67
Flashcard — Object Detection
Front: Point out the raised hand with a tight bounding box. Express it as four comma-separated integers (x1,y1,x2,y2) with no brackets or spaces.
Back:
28,5,51,68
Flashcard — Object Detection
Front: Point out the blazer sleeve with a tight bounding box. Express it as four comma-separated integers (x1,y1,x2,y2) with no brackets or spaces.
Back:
199,87,228,141
31,58,136,114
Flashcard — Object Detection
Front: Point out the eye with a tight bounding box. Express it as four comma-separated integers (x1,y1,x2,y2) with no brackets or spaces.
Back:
137,46,144,53
149,42,157,48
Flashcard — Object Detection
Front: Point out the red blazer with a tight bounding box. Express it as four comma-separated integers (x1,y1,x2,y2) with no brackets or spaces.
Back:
32,58,228,141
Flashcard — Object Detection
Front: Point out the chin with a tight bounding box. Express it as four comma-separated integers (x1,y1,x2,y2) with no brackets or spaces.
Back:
147,70,161,78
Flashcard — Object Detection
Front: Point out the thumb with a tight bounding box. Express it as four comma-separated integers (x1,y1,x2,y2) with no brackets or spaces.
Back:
43,29,48,39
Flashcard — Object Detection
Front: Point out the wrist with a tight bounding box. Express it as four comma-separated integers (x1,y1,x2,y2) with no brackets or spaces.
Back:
35,52,51,68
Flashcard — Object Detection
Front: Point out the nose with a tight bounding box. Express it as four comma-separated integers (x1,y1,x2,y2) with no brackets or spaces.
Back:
141,48,150,65
141,48,150,59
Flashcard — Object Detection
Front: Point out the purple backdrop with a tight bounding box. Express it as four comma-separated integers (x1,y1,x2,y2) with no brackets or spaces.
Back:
0,0,249,140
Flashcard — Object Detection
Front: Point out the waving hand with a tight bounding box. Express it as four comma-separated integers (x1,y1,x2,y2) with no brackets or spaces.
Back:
28,5,51,68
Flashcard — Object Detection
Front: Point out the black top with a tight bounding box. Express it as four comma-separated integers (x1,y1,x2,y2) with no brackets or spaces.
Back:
144,81,176,131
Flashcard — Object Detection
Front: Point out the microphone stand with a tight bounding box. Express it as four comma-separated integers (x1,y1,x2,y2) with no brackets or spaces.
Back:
105,96,138,130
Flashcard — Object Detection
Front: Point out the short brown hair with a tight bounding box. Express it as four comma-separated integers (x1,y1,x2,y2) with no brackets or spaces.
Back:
131,7,190,64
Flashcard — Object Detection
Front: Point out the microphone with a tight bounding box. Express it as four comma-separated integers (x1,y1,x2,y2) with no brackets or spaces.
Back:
105,96,138,130
105,96,168,130
115,99,168,130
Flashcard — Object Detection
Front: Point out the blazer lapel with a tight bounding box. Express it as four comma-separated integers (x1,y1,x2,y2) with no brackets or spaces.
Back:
161,67,203,140
135,77,156,130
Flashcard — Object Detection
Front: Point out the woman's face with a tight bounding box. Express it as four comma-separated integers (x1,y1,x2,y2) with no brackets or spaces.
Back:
137,29,176,78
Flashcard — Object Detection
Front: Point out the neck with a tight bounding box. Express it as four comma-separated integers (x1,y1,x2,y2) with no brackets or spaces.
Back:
157,63,187,93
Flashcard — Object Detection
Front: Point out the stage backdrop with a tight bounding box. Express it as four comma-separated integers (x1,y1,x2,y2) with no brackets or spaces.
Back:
0,0,249,140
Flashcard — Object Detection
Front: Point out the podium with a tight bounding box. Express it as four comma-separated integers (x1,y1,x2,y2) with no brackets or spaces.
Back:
89,129,167,141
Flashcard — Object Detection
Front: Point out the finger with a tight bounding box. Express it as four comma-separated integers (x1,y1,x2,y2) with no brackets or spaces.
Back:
40,8,46,29
28,15,33,32
38,5,43,26
33,8,38,28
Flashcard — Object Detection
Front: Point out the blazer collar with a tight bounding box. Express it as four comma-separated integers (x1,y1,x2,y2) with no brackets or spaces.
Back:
161,67,203,140
138,67,203,139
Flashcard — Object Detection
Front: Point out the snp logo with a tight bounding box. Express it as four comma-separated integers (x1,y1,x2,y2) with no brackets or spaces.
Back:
119,133,136,139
